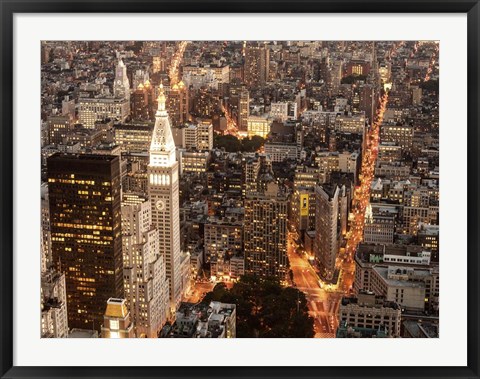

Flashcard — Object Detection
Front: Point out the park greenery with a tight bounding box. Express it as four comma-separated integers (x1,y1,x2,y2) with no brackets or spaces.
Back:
202,275,315,338
341,74,368,84
213,134,265,153
420,79,439,92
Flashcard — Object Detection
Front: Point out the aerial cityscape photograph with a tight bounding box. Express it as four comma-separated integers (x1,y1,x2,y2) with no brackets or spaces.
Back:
40,40,439,339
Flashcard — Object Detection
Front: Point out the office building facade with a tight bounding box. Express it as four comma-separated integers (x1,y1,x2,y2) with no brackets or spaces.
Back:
48,153,123,331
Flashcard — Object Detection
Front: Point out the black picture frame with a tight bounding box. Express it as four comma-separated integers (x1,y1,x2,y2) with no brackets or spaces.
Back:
1,1,479,378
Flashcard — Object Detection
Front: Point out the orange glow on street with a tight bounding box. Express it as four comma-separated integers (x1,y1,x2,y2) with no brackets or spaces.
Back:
169,41,189,86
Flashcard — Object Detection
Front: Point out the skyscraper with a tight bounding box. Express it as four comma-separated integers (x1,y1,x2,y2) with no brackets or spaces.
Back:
238,87,249,132
47,153,123,331
121,200,169,337
244,181,288,280
114,58,131,102
131,84,150,121
244,157,288,280
244,42,269,88
314,184,347,281
41,183,52,271
166,81,189,127
147,84,183,313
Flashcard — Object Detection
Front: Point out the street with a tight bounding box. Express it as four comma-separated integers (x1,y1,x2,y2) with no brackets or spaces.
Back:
287,239,347,338
184,281,215,304
169,41,189,85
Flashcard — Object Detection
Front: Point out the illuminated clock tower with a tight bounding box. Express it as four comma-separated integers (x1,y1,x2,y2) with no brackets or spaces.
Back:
147,84,182,313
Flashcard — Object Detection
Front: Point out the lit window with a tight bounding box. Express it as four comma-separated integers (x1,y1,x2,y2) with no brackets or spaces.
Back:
110,319,119,330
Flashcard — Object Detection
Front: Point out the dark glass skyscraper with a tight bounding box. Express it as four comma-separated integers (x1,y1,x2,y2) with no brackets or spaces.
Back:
47,153,123,331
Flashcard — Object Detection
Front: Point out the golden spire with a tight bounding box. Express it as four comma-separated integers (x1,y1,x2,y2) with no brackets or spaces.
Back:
150,83,175,167
157,83,166,112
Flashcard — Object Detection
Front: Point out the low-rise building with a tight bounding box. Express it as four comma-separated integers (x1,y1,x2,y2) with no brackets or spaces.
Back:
417,223,439,260
354,243,439,314
163,301,236,338
264,142,297,162
294,165,321,188
363,204,396,245
181,121,214,151
375,162,411,180
380,123,414,152
180,150,210,175
47,114,74,145
68,329,98,338
101,298,135,338
269,101,297,122
247,116,271,138
402,320,439,338
210,252,245,281
204,215,243,264
336,321,389,338
79,97,130,129
370,266,428,312
339,291,402,337
114,122,153,153
334,113,365,134
378,143,402,163
189,249,204,280
315,151,359,183
64,126,103,148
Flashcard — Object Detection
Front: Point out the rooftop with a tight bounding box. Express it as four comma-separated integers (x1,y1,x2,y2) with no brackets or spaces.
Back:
48,152,118,162
341,292,400,310
167,301,236,338
336,321,389,338
403,320,439,338
68,328,99,338
105,298,129,319
374,266,427,288
356,243,433,265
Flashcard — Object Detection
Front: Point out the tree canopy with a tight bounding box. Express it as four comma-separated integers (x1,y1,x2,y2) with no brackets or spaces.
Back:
214,134,265,153
341,74,367,84
241,135,265,152
202,275,315,338
420,79,439,92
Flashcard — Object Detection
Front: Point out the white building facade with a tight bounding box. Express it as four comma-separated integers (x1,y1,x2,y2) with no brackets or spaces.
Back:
78,97,130,129
114,58,131,102
147,85,186,314
121,201,169,338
